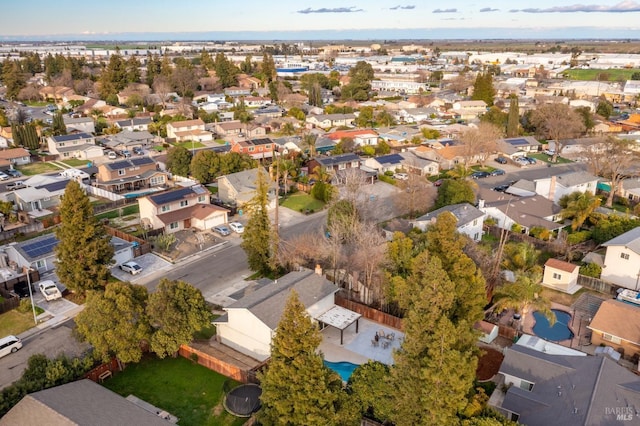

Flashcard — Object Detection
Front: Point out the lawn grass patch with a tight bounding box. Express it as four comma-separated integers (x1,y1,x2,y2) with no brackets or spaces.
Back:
280,192,324,213
103,356,245,426
152,145,165,152
173,141,205,150
529,153,572,164
17,162,61,176
95,204,140,221
563,68,640,81
61,159,90,167
0,310,36,336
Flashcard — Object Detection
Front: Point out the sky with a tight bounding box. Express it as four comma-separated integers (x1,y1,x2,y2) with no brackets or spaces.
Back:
2,0,640,40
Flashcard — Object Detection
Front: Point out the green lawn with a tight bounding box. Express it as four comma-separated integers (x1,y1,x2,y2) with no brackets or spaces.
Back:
95,204,140,221
563,68,640,81
173,141,205,150
0,309,36,336
529,153,573,164
280,192,325,213
24,101,49,107
61,159,90,167
17,162,61,176
103,356,245,426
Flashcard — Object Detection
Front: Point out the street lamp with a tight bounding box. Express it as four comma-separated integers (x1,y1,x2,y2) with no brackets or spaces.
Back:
25,266,37,325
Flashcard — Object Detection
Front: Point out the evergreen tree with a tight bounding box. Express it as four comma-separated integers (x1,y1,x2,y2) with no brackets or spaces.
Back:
75,282,151,364
240,168,274,274
471,72,495,106
52,112,67,136
506,95,519,137
200,49,215,71
1,59,26,99
261,53,276,85
147,278,211,358
214,53,239,88
55,180,114,293
166,145,192,177
434,179,475,209
125,56,141,83
257,290,347,425
99,51,128,100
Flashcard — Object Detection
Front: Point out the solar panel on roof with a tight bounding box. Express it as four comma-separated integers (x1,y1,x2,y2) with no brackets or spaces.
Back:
37,180,70,192
150,187,193,205
130,157,153,166
21,235,60,259
507,138,529,145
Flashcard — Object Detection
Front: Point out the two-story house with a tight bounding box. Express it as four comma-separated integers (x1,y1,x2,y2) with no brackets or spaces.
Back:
307,153,362,179
601,227,640,289
533,171,599,204
451,100,488,120
166,119,213,142
46,133,103,160
306,113,356,129
63,116,96,134
214,121,266,139
230,138,274,160
94,157,168,194
114,117,152,132
224,87,252,97
139,185,228,234
217,168,276,207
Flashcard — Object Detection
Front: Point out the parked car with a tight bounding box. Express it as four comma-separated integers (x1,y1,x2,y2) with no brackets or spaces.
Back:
0,172,9,181
0,335,22,359
120,261,142,275
38,280,62,301
228,222,244,234
495,156,508,164
515,157,529,166
543,149,555,156
523,156,537,164
107,151,117,160
493,184,510,192
133,147,143,155
490,169,505,176
6,169,21,178
6,181,25,190
393,172,409,181
213,225,231,236
121,150,132,158
433,179,444,187
471,171,491,179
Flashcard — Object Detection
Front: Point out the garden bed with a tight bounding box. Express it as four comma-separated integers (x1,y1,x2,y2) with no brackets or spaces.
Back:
476,347,504,381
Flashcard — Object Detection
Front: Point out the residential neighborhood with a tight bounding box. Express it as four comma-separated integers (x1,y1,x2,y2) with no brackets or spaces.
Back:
2,32,640,425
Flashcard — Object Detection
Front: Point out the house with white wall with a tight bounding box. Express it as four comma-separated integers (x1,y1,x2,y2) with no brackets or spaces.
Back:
478,196,563,235
46,133,103,160
542,258,581,294
534,171,599,204
601,227,640,290
166,119,213,142
412,203,485,241
451,100,487,120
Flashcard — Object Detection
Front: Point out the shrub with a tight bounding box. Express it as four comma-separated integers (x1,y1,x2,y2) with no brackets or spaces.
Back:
580,262,602,278
17,298,34,314
153,233,177,252
567,230,591,245
530,226,551,241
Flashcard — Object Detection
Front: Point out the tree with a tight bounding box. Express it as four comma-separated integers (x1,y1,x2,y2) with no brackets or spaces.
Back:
471,72,495,106
435,179,475,209
1,59,26,99
460,122,503,167
501,241,542,278
257,290,347,425
166,145,192,177
631,71,640,81
347,361,394,424
592,137,638,207
575,106,595,133
506,95,520,137
559,191,601,230
76,282,151,364
493,275,553,329
51,111,67,136
596,98,614,119
241,168,274,274
480,106,507,130
55,180,114,294
147,279,211,358
530,103,585,162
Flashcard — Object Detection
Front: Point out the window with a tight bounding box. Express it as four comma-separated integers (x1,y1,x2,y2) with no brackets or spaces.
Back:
118,170,125,176
519,380,534,391
553,273,562,280
198,196,206,203
35,260,45,269
169,222,179,230
150,176,165,186
338,163,346,170
621,253,630,260
602,333,621,343
161,205,170,212
473,219,478,226
249,147,255,152
351,161,359,168
180,200,188,207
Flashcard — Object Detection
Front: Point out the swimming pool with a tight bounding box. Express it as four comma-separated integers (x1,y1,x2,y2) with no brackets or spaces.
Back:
532,309,574,342
324,360,359,382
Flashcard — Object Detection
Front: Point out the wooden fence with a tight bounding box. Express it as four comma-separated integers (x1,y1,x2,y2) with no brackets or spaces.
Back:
498,325,518,341
577,274,619,296
335,295,404,331
178,345,253,383
0,288,19,314
84,358,121,383
104,226,152,257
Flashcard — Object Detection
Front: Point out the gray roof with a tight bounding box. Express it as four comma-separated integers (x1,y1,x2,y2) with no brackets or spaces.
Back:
499,345,640,426
218,167,268,193
547,171,599,188
602,226,640,254
0,379,172,426
484,195,563,230
414,202,484,228
224,269,338,330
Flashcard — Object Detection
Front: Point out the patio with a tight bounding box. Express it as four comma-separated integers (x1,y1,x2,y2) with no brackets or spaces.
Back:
319,318,404,366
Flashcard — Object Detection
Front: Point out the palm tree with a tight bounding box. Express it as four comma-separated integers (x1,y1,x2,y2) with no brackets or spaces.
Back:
302,132,317,158
310,166,333,184
447,163,473,180
278,159,296,195
493,275,554,330
501,241,542,279
560,191,601,231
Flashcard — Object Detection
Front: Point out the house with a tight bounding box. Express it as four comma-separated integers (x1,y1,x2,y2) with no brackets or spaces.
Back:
166,119,212,142
397,107,439,123
542,258,581,294
307,153,362,177
94,157,168,193
217,168,275,207
115,117,153,132
588,299,640,357
326,129,379,147
63,116,95,134
0,379,173,426
214,121,266,139
478,195,563,235
100,130,155,152
75,98,107,115
533,171,599,204
498,136,541,154
475,321,498,344
229,138,274,160
46,133,103,160
138,185,228,234
451,100,487,120
399,151,439,176
363,153,406,174
601,227,640,289
306,113,356,129
619,178,640,203
224,86,251,97
412,144,471,170
494,345,640,425
214,268,358,361
237,96,271,108
253,105,284,119
271,136,303,155
0,148,31,168
8,176,72,215
412,203,485,241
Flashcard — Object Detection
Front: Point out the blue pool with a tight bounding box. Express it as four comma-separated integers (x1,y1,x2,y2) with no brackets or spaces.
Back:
324,360,359,382
532,309,574,342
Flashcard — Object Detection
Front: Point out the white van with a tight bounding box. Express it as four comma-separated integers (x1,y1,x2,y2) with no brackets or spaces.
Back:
0,335,22,359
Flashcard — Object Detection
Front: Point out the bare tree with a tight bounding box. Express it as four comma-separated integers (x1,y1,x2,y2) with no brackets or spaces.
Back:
74,78,95,96
396,174,436,218
447,73,473,94
350,221,388,304
530,103,585,162
277,233,326,270
339,167,369,210
152,75,172,109
171,66,200,97
17,85,40,102
459,122,503,167
198,76,220,92
590,136,639,207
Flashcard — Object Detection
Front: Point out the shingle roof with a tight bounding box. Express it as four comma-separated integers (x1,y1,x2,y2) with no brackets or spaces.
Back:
414,202,484,227
553,171,599,188
601,226,640,254
545,258,579,273
588,299,640,345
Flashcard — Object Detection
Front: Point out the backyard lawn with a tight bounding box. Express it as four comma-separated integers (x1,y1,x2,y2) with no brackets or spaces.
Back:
0,309,36,337
95,204,140,221
529,153,572,164
280,192,324,213
18,162,61,176
61,159,90,167
174,141,205,150
103,356,245,426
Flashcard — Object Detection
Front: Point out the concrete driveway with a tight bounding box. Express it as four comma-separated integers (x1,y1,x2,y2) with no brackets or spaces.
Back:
110,253,173,282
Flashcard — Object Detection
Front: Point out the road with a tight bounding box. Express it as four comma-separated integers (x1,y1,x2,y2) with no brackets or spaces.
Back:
0,319,89,390
475,160,588,190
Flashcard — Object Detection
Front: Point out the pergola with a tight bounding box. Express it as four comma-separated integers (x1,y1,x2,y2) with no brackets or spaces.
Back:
315,305,362,345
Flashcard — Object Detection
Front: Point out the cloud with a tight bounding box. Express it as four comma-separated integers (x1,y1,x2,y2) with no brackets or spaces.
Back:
432,8,457,13
480,7,499,12
297,7,364,14
510,1,640,13
390,5,416,10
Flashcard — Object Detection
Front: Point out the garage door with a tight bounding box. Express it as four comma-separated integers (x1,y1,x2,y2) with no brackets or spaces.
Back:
113,248,133,266
204,215,226,230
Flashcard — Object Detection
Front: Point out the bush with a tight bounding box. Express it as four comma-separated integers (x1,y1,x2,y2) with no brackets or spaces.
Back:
567,230,592,245
17,298,34,314
529,226,551,241
153,233,177,252
580,262,602,278
378,174,394,185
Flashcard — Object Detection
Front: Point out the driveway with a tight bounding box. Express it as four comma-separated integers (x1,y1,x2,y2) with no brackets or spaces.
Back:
110,253,172,282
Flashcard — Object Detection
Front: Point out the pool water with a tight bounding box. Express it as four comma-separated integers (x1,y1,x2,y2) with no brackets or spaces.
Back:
324,360,359,382
532,309,574,342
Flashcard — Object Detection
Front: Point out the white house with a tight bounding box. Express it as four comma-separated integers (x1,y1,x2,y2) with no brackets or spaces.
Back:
213,268,360,361
533,171,599,204
412,203,485,241
452,100,487,120
542,258,581,294
166,119,213,142
46,133,103,160
478,195,563,235
601,227,640,290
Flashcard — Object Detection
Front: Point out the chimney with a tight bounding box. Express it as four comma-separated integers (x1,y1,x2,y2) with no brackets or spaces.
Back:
478,199,485,209
315,264,323,276
548,175,557,202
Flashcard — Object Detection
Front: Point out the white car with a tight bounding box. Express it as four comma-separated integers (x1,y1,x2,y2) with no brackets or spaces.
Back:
120,261,142,275
107,151,118,160
228,222,244,234
393,172,409,181
0,335,22,359
0,172,9,181
38,280,62,301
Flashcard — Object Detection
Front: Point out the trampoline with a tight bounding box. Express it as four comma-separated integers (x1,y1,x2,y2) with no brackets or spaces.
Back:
224,383,262,417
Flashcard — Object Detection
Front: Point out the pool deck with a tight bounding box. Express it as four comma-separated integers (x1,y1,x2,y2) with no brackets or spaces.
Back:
319,318,404,365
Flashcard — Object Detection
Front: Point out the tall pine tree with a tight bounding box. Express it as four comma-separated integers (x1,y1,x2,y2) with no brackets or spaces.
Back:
240,168,274,275
55,180,114,294
507,95,519,138
471,72,495,106
52,112,67,136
